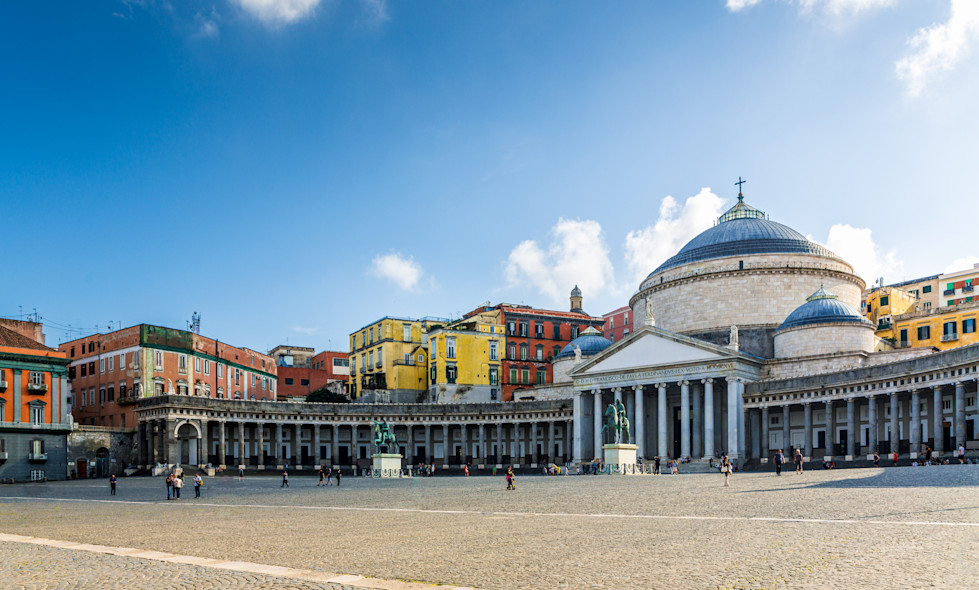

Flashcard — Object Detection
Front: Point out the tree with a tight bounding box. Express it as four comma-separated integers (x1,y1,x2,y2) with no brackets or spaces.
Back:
306,388,351,403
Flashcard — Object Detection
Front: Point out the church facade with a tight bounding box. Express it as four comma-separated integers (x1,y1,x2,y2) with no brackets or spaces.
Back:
570,196,979,464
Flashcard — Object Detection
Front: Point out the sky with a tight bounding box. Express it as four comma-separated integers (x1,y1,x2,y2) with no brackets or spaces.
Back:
3,0,978,353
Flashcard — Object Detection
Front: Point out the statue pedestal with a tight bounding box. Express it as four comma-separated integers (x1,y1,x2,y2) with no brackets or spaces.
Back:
372,453,403,477
603,444,638,474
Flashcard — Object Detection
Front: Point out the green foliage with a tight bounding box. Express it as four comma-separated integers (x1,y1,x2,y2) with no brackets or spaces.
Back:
305,389,351,403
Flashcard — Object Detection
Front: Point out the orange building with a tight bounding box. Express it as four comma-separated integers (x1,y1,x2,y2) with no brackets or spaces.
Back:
274,348,350,400
0,319,71,482
60,324,277,430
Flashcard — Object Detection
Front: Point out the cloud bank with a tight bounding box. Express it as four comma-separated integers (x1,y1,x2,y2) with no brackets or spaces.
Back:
370,252,424,291
230,0,322,26
896,0,979,97
821,224,904,283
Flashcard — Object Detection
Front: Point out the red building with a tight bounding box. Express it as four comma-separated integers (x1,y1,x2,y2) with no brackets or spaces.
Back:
60,325,277,430
465,286,604,401
275,349,350,400
602,305,632,344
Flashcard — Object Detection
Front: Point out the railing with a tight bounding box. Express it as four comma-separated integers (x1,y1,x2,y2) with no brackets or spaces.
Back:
897,340,911,348
393,359,415,366
877,321,892,330
944,289,955,296
28,453,47,462
0,380,7,391
27,383,48,394
0,452,8,460
941,333,959,342
964,285,974,293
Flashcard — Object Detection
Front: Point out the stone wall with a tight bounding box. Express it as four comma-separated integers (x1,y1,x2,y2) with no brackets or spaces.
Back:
774,323,874,359
0,429,68,483
685,327,776,359
67,427,135,478
631,253,864,336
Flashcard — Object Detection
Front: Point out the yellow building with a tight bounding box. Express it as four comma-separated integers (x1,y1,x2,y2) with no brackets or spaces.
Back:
347,316,448,402
891,300,979,350
864,287,918,339
428,318,505,403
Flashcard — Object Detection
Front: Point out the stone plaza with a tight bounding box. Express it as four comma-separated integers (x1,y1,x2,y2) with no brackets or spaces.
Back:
1,466,978,589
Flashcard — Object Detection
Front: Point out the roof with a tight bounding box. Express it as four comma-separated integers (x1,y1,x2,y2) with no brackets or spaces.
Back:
0,325,55,352
649,199,841,276
601,306,631,318
555,327,613,360
498,305,596,320
778,287,873,331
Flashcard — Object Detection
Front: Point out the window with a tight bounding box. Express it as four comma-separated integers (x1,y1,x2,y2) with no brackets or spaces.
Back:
195,357,201,372
250,373,256,386
431,363,437,383
119,383,127,398
203,360,210,375
30,405,44,425
178,354,188,373
553,324,561,339
261,378,267,390
880,296,889,306
352,335,358,350
417,353,424,364
964,318,976,334
334,358,349,367
944,321,958,336
30,371,44,386
489,367,499,386
536,370,546,385
107,385,114,402
107,356,113,372
119,354,125,369
70,346,75,358
133,352,139,368
446,338,456,359
571,326,579,339
352,357,357,374
944,399,952,410
521,369,530,384
234,369,241,386
924,302,932,310
377,348,382,365
519,322,528,337
81,364,87,377
536,344,544,361
520,343,528,360
30,439,44,455
508,343,516,359
369,351,374,367
923,285,932,293
489,341,498,361
88,342,94,353
553,345,561,357
369,328,374,344
490,388,498,401
154,351,163,369
88,361,94,375
446,365,457,384
403,324,412,341
217,363,223,378
510,368,518,383
535,323,544,338
608,317,614,328
301,379,310,386
507,321,516,335
917,325,931,340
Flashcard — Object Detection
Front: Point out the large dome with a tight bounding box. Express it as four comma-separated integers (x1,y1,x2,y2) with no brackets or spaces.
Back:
778,287,872,331
649,200,840,277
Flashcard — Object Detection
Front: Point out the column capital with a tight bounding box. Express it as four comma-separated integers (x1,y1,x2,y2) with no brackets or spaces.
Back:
612,386,622,393
632,384,643,391
702,378,714,384
591,388,601,395
678,380,689,386
867,394,875,401
656,382,666,389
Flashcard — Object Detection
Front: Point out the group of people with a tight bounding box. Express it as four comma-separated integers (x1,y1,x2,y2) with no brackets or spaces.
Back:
164,472,203,499
316,466,343,486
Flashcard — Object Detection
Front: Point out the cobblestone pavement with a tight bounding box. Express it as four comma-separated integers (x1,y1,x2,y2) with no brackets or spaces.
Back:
2,466,979,589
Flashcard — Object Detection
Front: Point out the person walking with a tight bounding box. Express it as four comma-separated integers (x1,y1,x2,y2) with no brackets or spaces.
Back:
238,467,244,481
463,464,470,477
193,473,203,498
317,467,325,486
505,466,515,490
109,474,117,496
653,456,661,475
326,466,333,486
892,450,898,466
873,451,880,467
774,449,784,476
721,455,732,487
794,449,803,474
335,467,342,487
173,474,183,500
281,470,289,487
166,473,173,500
958,444,966,464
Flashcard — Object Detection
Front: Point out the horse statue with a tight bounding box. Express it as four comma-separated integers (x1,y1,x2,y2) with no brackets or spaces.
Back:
371,420,398,452
600,402,632,445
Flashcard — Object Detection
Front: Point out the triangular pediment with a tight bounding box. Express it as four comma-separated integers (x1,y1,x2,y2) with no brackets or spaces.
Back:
570,325,744,377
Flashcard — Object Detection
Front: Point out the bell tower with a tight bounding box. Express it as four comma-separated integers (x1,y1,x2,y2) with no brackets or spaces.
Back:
570,285,583,313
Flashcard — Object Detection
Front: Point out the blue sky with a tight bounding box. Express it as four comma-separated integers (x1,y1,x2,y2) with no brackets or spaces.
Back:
3,0,978,352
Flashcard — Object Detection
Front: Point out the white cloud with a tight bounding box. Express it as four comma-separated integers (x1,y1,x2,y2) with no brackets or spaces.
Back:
944,256,979,274
370,252,424,291
290,325,320,335
726,0,762,11
359,0,388,26
820,224,904,283
726,0,894,15
230,0,322,26
505,218,617,306
623,188,726,285
895,0,979,97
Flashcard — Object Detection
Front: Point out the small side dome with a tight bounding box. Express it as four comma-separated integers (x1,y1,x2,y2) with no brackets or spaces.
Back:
555,326,612,360
777,287,873,331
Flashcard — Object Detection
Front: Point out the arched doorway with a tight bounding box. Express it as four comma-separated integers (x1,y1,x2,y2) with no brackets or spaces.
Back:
176,422,201,466
95,448,110,478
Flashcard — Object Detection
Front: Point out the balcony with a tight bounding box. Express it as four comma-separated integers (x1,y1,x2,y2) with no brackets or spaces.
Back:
0,379,7,391
877,321,892,330
941,333,959,342
944,289,955,296
0,451,7,461
896,340,911,348
117,394,140,406
964,285,974,293
393,359,415,366
28,453,47,462
27,383,48,394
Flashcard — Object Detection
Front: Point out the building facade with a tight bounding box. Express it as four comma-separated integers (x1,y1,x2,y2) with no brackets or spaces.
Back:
60,325,277,430
274,347,350,400
428,320,505,403
602,306,631,344
0,320,71,482
347,316,448,402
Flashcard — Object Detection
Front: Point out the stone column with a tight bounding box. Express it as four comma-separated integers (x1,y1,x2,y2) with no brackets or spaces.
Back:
680,380,691,459
634,385,645,458
146,422,155,466
847,398,857,457
933,387,944,454
727,378,739,460
803,403,813,459
692,381,702,459
478,423,486,464
658,383,668,458
738,380,746,459
275,423,283,466
868,396,878,454
165,420,177,465
137,422,147,466
593,389,603,459
573,392,584,463
782,405,791,453
890,393,899,454
760,406,769,460
313,423,321,466
406,424,415,463
529,422,537,464
703,379,714,459
442,423,450,465
495,423,503,463
613,387,623,405
257,423,265,467
218,421,226,467
625,387,635,442
825,399,835,457
237,422,246,467
911,390,921,455
955,382,966,448
425,425,433,463
331,424,339,466
548,421,556,463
